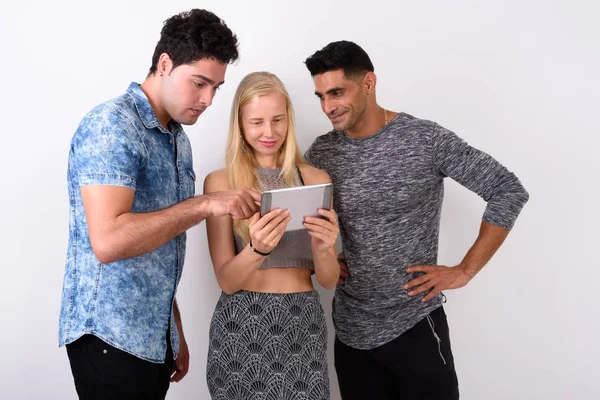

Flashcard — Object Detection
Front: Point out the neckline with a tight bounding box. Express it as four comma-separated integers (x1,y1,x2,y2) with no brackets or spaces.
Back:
257,167,282,174
342,112,402,143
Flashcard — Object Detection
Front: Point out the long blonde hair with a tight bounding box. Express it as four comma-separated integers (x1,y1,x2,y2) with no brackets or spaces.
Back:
225,71,306,243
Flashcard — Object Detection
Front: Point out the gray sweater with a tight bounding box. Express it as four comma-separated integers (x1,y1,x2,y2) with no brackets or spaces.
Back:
305,112,529,350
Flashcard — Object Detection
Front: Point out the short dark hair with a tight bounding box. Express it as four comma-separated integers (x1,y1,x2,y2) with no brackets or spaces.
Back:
304,40,374,79
149,9,239,75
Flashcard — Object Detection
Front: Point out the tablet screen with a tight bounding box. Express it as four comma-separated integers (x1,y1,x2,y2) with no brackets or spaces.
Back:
260,183,333,231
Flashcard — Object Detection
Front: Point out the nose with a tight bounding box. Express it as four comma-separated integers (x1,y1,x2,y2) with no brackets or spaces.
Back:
263,123,274,138
323,98,336,115
199,88,214,108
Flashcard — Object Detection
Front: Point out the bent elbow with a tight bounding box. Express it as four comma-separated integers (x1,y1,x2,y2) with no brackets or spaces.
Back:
90,238,120,264
521,187,530,205
509,177,530,207
215,274,240,295
219,284,238,296
317,276,338,291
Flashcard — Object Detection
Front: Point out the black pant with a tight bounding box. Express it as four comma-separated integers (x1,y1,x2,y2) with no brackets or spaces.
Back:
335,306,459,400
66,334,174,400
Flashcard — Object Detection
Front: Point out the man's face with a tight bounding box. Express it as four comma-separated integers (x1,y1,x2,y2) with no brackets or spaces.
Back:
160,57,227,125
313,69,367,132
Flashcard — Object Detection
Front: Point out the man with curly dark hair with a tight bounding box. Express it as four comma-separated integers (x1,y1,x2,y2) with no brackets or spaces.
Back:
58,9,260,399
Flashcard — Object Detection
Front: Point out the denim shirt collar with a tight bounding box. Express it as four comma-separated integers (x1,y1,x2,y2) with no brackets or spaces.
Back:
126,82,182,135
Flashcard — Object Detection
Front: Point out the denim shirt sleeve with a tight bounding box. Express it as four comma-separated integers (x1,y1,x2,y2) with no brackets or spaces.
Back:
72,107,147,189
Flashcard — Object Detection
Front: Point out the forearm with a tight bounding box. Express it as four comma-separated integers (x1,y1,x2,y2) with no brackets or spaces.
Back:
458,221,510,278
95,196,212,264
215,245,266,294
313,250,340,290
173,298,184,340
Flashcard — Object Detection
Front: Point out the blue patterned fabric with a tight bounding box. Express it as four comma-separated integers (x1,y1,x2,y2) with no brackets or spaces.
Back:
58,82,196,362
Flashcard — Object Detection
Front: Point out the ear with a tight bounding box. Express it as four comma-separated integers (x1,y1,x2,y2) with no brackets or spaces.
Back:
157,53,173,76
363,71,377,95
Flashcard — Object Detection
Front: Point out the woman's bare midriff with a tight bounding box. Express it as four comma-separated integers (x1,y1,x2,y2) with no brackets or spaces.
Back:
242,267,314,293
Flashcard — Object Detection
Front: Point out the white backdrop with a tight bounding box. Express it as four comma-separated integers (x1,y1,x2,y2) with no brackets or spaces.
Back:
1,1,598,399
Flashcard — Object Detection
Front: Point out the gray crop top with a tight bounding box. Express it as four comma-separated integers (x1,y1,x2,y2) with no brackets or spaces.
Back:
234,167,314,271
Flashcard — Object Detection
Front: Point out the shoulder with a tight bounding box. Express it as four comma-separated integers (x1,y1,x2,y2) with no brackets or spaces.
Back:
390,112,437,132
204,168,230,193
304,130,344,167
74,95,137,142
394,113,464,146
298,164,331,185
383,112,441,150
307,130,341,151
89,93,136,124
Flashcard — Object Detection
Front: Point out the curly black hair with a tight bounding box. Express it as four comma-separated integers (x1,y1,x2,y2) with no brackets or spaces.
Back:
148,9,239,74
304,40,374,79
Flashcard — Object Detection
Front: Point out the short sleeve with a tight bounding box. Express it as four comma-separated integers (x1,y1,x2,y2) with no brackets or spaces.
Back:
72,108,144,190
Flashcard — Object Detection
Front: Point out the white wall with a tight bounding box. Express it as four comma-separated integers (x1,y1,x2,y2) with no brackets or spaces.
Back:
1,0,598,399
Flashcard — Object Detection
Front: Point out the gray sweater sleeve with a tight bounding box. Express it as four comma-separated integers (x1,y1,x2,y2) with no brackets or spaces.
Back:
431,123,529,230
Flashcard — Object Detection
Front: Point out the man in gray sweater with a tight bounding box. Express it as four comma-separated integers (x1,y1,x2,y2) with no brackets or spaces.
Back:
304,41,529,400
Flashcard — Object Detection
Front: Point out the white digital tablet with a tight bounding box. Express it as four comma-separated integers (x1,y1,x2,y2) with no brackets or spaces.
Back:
260,183,333,231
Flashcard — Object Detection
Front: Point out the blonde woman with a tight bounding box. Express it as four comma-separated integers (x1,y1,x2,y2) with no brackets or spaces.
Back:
204,72,339,399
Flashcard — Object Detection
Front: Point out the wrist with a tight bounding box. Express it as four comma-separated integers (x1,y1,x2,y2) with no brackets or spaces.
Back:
174,319,185,340
196,195,212,218
457,263,477,280
313,247,332,259
249,239,271,256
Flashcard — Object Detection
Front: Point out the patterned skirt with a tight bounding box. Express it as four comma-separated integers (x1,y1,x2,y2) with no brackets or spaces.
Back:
206,290,330,400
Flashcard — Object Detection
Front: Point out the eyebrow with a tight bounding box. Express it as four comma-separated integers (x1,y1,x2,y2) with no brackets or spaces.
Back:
191,74,225,86
248,114,286,121
314,87,344,97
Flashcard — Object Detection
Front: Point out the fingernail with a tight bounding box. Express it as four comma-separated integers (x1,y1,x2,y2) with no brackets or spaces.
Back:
403,285,408,289
406,268,411,272
408,291,414,296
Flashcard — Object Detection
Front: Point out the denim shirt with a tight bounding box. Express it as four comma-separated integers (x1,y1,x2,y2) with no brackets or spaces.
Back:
58,82,196,362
